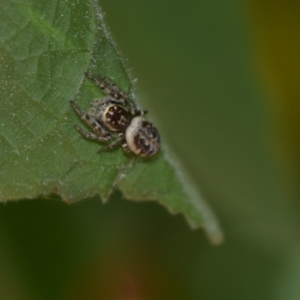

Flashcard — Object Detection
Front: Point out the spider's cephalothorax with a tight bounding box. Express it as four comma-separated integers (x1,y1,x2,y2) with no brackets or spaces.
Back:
70,73,160,157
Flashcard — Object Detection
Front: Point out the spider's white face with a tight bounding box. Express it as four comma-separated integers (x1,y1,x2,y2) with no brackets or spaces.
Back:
125,116,160,157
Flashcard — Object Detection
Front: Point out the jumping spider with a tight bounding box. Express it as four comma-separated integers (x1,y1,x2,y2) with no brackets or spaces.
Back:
70,73,160,157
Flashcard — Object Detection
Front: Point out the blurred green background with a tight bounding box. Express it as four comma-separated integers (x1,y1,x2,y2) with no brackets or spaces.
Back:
1,0,300,299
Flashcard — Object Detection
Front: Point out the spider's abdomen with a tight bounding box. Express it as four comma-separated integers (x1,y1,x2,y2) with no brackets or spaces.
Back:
125,117,160,157
102,104,130,132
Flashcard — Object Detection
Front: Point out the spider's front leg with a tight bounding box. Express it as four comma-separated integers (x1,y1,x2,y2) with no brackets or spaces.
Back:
85,72,137,114
91,96,126,107
98,134,124,153
70,100,108,137
74,125,111,143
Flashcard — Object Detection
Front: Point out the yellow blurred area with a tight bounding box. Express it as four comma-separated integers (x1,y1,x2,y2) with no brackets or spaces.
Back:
251,1,300,183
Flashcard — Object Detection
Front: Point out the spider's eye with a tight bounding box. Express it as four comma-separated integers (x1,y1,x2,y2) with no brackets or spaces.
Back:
144,122,160,141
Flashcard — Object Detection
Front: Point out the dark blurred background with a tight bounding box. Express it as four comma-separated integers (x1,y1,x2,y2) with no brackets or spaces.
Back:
1,0,300,299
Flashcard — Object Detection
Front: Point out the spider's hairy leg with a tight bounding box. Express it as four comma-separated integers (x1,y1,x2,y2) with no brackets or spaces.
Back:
85,72,128,101
91,96,125,107
70,100,108,137
85,72,137,112
74,125,111,142
98,134,124,153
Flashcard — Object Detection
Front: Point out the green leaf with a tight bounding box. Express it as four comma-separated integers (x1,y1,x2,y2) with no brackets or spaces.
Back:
0,0,223,244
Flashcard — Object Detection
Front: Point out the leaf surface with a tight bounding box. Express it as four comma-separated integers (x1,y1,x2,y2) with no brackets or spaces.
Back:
0,0,223,244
